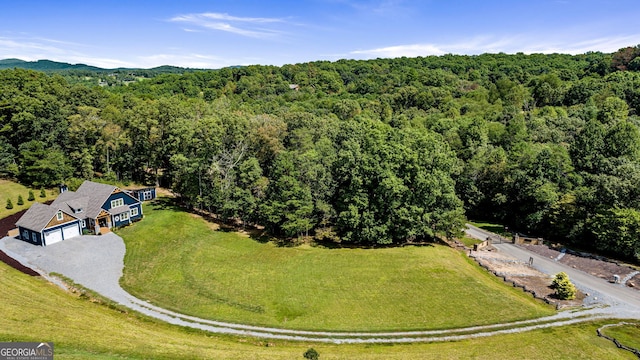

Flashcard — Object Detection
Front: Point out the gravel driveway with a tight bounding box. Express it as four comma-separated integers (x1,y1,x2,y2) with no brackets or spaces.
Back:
0,233,130,303
466,224,640,320
1,232,639,343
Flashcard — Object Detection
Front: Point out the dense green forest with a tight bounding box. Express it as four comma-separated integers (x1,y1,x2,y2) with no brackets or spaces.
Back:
2,46,640,260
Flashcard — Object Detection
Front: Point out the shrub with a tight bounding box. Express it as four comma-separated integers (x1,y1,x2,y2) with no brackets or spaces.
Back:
303,348,319,360
39,188,46,198
17,195,24,206
6,198,13,209
28,190,35,201
552,272,576,300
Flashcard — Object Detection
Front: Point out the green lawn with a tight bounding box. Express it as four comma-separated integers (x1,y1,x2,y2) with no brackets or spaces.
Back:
0,253,633,359
469,220,512,237
601,323,640,350
119,200,554,332
0,179,57,218
458,235,483,247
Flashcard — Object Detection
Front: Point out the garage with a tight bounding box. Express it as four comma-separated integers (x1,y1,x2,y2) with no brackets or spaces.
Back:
62,224,80,240
44,229,63,245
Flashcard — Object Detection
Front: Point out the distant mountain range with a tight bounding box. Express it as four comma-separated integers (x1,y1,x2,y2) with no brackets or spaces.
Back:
0,58,201,73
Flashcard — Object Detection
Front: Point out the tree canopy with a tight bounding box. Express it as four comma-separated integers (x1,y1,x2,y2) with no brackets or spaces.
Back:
2,47,640,255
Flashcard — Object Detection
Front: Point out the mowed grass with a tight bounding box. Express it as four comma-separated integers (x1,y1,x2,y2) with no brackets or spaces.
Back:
0,253,633,359
469,220,511,237
458,235,483,247
0,179,57,218
601,323,640,350
119,200,554,331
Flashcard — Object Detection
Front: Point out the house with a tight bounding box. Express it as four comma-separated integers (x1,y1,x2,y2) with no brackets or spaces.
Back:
15,180,145,246
15,203,82,246
127,187,156,202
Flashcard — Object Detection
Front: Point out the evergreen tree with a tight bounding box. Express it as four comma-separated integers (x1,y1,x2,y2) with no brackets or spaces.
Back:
551,272,577,300
17,195,24,206
6,198,13,209
28,190,35,201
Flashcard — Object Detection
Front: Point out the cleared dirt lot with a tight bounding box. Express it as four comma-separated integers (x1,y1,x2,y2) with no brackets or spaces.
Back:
470,248,584,308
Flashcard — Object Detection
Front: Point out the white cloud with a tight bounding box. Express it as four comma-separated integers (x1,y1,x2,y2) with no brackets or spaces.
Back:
137,53,250,69
0,35,136,68
351,34,640,59
169,12,286,38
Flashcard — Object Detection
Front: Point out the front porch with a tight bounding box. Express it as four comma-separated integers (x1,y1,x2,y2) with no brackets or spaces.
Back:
95,209,112,234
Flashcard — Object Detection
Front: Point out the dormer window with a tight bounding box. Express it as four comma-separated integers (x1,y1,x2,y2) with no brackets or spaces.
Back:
75,208,83,214
111,198,124,208
56,211,63,221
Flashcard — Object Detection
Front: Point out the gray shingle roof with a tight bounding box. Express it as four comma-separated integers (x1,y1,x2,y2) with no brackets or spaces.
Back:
17,180,131,232
15,202,77,232
51,191,88,214
109,205,130,215
75,181,117,218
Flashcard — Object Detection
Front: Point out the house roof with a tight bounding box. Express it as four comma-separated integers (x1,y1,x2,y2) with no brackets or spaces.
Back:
51,191,88,213
109,205,130,215
17,180,135,232
75,181,118,218
15,202,77,232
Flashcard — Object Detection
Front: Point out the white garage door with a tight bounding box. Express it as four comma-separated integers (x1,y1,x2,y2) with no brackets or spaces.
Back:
44,229,63,245
62,224,80,240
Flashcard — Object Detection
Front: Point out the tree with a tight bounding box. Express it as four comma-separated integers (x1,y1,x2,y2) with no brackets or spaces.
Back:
19,141,72,187
259,151,314,238
27,190,35,201
17,195,24,206
303,348,319,360
333,119,464,244
590,208,640,261
0,140,18,178
551,272,576,300
39,188,46,198
5,198,13,209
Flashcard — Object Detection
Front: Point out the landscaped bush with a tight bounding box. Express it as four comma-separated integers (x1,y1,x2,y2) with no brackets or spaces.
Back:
552,272,577,300
27,190,35,201
39,188,46,198
17,195,24,206
6,198,13,209
303,348,319,360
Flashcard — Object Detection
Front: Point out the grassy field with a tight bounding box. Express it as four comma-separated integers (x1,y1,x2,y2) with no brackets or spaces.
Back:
469,220,512,237
601,323,640,350
0,260,633,359
119,200,555,332
458,235,483,247
0,179,57,218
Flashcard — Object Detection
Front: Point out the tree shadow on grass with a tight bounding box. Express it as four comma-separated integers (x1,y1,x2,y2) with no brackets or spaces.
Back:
153,198,441,250
148,197,183,212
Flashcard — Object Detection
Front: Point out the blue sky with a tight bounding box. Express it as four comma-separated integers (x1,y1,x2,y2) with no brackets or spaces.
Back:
0,0,639,69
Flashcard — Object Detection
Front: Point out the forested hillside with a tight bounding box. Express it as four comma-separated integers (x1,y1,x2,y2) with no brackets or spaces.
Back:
2,47,640,259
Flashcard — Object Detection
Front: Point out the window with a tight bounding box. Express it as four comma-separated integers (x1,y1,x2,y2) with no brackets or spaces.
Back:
56,211,63,221
130,207,139,217
143,191,153,201
120,212,129,221
75,208,83,214
30,232,36,242
110,198,124,208
81,220,86,228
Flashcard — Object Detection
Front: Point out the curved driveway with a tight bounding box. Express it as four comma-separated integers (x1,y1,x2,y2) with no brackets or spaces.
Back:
466,224,640,318
1,232,638,343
